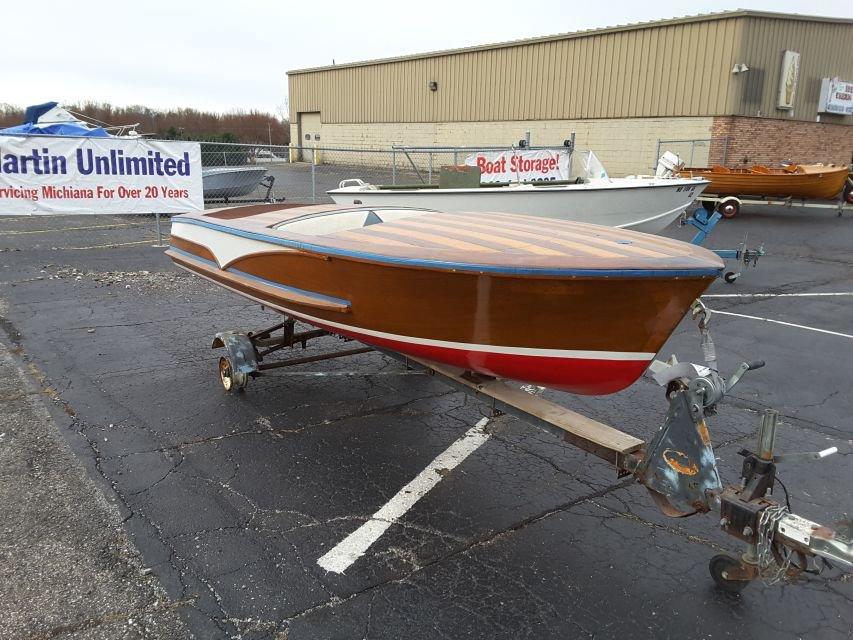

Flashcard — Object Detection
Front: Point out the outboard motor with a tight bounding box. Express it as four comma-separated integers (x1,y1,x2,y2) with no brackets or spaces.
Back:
655,151,684,177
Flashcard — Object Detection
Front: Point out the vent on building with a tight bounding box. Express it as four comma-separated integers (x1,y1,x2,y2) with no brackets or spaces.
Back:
743,68,766,106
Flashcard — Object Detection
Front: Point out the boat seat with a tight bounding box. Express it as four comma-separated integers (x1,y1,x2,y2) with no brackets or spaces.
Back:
710,165,731,173
750,165,772,174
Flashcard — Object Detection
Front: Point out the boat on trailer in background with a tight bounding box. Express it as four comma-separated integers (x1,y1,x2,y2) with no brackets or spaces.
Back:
328,153,709,235
679,163,851,218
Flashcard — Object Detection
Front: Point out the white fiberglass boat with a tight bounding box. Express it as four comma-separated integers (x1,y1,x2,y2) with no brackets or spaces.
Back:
329,176,708,234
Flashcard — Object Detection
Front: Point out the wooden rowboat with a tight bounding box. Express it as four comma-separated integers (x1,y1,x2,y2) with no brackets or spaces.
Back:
166,204,723,395
679,164,848,200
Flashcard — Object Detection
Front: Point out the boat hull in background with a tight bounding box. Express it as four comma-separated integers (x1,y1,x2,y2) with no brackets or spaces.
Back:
202,166,269,199
680,164,848,199
329,178,708,234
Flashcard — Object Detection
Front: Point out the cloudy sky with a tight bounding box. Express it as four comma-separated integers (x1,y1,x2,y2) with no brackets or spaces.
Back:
4,0,850,117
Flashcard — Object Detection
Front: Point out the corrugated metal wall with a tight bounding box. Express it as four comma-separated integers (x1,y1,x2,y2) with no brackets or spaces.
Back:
732,18,853,122
288,14,852,125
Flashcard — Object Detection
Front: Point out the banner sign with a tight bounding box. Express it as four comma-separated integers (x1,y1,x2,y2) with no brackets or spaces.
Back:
818,77,853,115
465,149,570,183
0,135,203,215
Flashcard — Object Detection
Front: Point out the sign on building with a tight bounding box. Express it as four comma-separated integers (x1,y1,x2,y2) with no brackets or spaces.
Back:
818,78,853,116
777,50,801,111
0,135,203,215
465,149,570,183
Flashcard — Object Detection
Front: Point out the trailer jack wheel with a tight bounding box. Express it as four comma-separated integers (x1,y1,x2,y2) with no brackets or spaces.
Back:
709,554,750,592
219,356,248,392
724,271,739,283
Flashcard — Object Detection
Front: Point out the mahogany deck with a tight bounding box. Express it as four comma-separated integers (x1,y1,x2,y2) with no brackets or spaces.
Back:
174,205,723,274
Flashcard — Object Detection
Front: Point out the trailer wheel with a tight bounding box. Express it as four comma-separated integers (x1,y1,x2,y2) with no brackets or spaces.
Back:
843,180,853,205
219,356,247,392
718,199,740,219
709,554,750,592
724,271,739,284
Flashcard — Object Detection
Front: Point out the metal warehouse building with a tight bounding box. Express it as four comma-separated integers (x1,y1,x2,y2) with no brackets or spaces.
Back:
287,10,853,176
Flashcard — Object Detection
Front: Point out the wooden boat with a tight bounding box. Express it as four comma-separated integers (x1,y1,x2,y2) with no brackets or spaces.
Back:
166,204,723,395
329,176,709,234
679,164,848,200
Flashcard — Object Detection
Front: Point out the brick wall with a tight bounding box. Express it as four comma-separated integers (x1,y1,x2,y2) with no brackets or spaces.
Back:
710,117,853,167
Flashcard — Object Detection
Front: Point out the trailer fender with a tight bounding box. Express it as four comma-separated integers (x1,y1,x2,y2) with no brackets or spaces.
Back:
212,331,259,375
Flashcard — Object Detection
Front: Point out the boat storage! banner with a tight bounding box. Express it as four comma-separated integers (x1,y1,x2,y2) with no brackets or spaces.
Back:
465,149,570,183
0,135,203,215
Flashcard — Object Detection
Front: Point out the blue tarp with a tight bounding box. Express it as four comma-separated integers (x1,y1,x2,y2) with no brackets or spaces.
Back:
0,122,111,137
23,101,59,124
0,101,112,137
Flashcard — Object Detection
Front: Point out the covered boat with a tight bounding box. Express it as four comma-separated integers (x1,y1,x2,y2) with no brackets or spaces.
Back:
328,176,709,235
166,204,723,395
679,163,849,200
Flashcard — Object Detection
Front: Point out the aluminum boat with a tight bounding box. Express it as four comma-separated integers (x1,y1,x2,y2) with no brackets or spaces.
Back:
328,176,709,234
166,204,723,395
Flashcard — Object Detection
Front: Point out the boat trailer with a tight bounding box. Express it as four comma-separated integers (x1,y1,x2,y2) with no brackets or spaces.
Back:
697,188,853,221
212,306,852,591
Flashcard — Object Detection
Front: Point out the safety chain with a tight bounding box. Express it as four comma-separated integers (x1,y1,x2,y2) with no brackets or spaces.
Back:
757,505,792,585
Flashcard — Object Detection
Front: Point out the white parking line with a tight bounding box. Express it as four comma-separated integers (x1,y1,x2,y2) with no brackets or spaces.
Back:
317,417,492,574
703,292,853,299
710,309,853,340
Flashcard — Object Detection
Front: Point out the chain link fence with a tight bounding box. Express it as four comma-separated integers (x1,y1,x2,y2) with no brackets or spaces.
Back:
199,142,573,206
653,138,729,172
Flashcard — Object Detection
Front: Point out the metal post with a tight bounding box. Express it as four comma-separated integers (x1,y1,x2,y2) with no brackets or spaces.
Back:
223,151,227,166
391,149,397,185
654,140,662,173
567,131,576,179
154,212,165,247
453,150,459,166
757,409,778,461
689,142,696,167
428,153,433,184
525,131,531,147
311,161,316,204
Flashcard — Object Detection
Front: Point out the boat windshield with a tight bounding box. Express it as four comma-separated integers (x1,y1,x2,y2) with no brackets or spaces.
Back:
273,208,432,236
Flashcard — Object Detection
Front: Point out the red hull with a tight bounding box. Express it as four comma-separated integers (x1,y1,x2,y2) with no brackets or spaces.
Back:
297,312,650,395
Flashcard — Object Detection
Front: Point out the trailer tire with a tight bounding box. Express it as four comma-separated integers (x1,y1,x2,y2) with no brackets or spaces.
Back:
724,271,739,284
219,356,248,392
844,180,853,205
709,554,750,592
718,199,740,219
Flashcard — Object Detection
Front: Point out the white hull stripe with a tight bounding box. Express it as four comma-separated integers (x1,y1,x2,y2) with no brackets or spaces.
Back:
172,257,655,362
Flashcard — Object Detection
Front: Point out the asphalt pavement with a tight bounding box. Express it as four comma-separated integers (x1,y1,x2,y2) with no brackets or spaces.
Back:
1,205,852,639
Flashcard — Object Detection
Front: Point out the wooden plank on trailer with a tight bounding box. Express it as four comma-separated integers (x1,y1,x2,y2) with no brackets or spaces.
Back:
410,357,645,456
